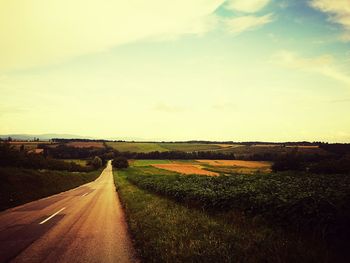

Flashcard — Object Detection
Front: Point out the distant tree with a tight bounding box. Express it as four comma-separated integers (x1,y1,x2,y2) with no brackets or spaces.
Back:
7,137,12,142
91,156,103,169
272,153,303,172
112,157,129,169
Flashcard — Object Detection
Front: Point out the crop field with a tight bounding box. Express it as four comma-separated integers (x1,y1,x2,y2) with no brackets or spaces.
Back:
152,163,219,176
196,159,271,168
9,141,52,151
106,142,167,152
66,141,105,148
113,162,349,262
159,143,239,152
106,142,241,153
214,144,328,157
131,159,172,166
131,159,272,175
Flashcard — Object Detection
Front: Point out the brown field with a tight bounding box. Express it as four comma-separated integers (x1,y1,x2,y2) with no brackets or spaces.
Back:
27,149,44,154
213,144,242,148
66,142,105,148
195,159,272,168
152,164,219,176
9,141,45,145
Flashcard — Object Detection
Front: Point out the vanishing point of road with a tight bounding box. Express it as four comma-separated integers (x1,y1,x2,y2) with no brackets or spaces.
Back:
0,161,138,263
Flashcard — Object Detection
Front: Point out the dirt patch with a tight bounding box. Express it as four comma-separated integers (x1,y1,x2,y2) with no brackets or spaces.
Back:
152,164,219,176
196,160,271,169
66,142,105,148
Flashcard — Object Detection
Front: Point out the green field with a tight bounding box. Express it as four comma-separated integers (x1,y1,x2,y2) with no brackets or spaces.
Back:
131,159,172,166
106,142,240,153
106,142,168,153
113,165,337,262
63,159,90,167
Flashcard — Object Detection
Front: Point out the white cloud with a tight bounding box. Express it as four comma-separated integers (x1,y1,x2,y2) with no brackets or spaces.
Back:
225,13,273,34
225,0,271,13
272,50,350,85
309,0,350,41
0,0,224,71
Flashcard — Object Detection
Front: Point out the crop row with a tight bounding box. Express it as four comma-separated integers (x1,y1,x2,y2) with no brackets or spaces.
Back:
123,167,350,240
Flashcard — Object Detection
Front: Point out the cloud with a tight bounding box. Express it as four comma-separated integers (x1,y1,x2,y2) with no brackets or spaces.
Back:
0,0,225,71
152,103,184,113
272,50,350,85
225,13,274,34
309,0,350,41
225,0,271,13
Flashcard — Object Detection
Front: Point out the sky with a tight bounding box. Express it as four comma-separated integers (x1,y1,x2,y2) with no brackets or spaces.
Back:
1,0,350,142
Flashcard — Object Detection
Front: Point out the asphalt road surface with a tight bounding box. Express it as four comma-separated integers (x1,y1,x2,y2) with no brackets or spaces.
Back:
0,161,137,263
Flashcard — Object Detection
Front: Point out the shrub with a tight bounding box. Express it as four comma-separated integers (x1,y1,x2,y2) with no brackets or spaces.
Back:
91,156,103,169
112,157,129,169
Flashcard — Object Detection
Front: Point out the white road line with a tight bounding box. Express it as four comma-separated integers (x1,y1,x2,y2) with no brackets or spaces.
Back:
81,192,88,197
39,207,66,225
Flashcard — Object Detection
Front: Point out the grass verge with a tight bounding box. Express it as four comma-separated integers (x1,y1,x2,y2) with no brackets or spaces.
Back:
0,167,101,211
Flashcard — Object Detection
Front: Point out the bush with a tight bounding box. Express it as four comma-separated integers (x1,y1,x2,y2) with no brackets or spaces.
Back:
112,157,129,169
272,153,304,172
91,156,103,169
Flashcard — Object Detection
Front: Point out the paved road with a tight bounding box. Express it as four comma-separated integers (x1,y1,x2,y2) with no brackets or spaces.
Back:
0,161,137,263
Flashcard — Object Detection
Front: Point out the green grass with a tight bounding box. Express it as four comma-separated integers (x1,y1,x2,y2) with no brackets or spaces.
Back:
131,159,172,166
201,164,271,175
106,142,168,153
106,142,241,153
63,159,89,167
160,143,224,152
0,167,101,211
114,169,333,262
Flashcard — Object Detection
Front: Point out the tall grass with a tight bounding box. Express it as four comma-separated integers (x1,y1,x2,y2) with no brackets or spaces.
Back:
0,167,101,210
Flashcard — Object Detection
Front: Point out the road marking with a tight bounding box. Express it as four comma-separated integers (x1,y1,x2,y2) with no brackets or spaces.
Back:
39,207,66,225
81,192,88,197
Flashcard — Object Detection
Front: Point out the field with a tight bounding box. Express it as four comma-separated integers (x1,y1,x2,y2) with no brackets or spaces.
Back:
131,159,172,166
130,159,271,175
106,142,241,153
106,142,167,153
113,161,349,262
214,144,328,158
63,159,90,167
196,159,271,168
152,163,219,176
66,141,105,148
8,141,54,151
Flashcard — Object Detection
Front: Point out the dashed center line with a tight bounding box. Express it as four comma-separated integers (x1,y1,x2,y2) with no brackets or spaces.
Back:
39,207,66,225
81,192,88,197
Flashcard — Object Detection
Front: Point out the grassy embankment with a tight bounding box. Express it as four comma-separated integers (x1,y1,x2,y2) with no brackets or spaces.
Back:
0,167,101,211
113,161,350,262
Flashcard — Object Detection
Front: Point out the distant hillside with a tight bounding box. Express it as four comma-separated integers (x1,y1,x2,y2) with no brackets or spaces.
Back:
0,134,95,141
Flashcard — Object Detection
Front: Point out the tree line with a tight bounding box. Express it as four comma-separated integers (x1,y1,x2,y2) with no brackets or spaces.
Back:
0,143,102,172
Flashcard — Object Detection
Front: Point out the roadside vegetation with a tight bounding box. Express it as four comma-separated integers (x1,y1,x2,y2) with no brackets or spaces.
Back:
0,167,101,211
0,142,105,211
122,166,350,241
113,166,342,262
